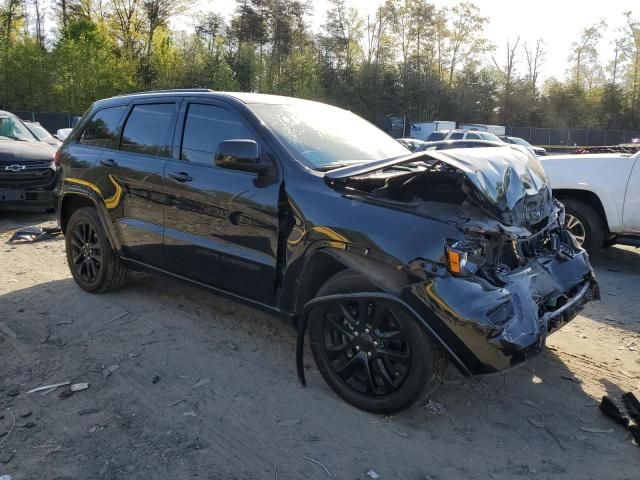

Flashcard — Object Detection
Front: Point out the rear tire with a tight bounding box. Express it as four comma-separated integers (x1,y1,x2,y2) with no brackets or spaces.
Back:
309,269,447,413
560,198,605,253
65,207,129,293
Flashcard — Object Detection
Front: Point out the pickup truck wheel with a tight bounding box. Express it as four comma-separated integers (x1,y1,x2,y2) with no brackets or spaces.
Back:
561,198,605,253
65,207,129,293
309,269,446,413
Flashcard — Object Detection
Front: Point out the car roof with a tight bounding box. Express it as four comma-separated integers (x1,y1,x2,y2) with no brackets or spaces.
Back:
94,89,329,109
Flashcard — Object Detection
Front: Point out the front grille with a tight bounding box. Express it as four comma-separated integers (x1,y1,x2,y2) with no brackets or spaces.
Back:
0,168,55,189
0,159,53,170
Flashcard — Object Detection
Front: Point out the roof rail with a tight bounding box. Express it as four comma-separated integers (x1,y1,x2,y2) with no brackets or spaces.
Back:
115,88,214,97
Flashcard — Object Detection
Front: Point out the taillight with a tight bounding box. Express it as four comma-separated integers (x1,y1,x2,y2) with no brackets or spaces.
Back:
54,150,63,166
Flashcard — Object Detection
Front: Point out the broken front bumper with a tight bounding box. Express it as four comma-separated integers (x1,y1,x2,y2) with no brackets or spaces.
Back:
403,250,598,375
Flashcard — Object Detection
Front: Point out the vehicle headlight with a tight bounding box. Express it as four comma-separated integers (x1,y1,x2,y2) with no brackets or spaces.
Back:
445,238,486,275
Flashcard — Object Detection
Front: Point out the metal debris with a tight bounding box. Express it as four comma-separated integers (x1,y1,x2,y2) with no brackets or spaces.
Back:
26,381,70,394
580,427,614,433
9,226,61,243
71,383,89,392
302,456,332,478
425,399,446,415
365,469,381,479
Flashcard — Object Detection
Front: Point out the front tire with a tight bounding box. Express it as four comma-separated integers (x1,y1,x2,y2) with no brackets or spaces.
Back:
65,207,129,293
561,198,605,253
309,269,447,413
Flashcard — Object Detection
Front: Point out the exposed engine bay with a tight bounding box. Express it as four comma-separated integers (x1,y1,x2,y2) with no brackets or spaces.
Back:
325,147,579,283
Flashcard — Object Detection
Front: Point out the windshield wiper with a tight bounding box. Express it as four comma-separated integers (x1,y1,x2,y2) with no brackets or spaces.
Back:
315,161,371,172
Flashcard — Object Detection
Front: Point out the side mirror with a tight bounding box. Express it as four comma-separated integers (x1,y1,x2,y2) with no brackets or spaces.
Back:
214,139,268,174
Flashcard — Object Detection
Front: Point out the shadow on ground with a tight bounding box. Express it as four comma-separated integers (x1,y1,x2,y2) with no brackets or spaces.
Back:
1,272,638,479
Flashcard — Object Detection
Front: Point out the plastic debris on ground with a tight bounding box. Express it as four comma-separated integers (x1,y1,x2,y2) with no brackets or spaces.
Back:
9,226,62,243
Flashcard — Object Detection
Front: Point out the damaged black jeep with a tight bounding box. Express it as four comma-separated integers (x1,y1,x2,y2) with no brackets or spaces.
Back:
56,91,598,413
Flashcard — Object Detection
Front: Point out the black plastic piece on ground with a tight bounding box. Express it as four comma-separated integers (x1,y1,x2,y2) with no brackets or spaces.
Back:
9,226,61,243
621,392,640,424
599,395,630,427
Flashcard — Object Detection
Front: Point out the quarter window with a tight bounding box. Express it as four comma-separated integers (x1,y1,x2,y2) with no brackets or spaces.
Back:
181,104,255,165
120,103,175,157
78,106,126,148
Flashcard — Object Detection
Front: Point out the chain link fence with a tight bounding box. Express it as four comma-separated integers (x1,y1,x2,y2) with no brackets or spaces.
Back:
506,126,640,146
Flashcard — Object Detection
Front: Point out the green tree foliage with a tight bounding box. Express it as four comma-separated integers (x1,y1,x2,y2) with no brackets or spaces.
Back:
0,0,638,131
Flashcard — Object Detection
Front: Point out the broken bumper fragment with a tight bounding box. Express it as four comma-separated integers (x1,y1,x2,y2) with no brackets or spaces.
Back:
404,250,598,375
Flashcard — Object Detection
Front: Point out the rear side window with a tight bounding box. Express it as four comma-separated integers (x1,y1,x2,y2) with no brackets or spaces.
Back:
181,104,255,165
449,132,464,140
120,103,174,157
427,132,445,141
466,133,480,139
78,106,126,148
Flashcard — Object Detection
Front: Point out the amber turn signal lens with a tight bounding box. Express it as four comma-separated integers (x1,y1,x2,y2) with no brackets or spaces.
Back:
446,249,462,274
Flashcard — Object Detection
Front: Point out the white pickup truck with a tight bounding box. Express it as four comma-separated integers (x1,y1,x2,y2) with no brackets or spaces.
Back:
540,150,640,252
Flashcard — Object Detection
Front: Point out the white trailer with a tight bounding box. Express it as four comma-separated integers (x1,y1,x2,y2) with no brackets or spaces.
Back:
410,121,456,141
459,124,506,136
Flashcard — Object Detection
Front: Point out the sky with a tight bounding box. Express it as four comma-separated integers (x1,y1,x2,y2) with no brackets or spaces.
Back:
176,0,638,82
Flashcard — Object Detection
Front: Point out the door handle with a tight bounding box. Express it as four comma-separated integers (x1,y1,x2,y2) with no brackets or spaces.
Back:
99,158,117,167
168,171,193,183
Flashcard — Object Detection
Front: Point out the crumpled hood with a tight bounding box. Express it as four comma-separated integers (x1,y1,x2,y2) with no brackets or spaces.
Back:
0,138,56,163
325,146,554,227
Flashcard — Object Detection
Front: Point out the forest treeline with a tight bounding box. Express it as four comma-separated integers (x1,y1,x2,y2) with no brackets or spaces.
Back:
1,0,639,129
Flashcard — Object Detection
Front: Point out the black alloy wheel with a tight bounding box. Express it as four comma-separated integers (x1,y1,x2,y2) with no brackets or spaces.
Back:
65,207,129,293
322,299,412,396
309,270,447,413
69,220,103,283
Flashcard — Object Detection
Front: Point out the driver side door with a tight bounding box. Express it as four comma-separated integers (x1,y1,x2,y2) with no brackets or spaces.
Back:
162,100,282,304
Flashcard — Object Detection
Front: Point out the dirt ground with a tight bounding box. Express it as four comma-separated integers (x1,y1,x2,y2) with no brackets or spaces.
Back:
0,212,639,480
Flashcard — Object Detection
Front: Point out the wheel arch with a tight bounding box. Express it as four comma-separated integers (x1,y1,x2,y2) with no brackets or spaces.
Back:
59,190,121,252
554,189,609,234
292,246,411,316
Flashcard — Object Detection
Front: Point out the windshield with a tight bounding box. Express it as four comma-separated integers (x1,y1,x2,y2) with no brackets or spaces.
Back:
248,102,409,169
509,137,533,147
479,132,502,142
27,123,53,140
0,116,38,141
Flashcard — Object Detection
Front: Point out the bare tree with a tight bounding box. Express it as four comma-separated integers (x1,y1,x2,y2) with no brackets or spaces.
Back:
524,38,545,96
493,37,520,124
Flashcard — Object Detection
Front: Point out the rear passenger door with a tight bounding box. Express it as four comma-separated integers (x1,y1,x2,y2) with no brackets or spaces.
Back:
107,99,180,266
163,99,281,304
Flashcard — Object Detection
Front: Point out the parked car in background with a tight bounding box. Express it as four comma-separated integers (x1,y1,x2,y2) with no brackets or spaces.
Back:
0,110,57,210
416,140,504,152
426,130,449,141
56,128,73,141
56,90,598,413
443,129,504,142
396,137,425,152
500,136,547,156
24,121,61,147
540,150,640,251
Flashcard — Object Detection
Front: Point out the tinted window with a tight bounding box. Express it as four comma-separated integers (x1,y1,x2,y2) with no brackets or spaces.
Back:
427,132,446,141
181,104,255,165
449,132,464,139
79,106,126,148
121,104,174,157
466,133,480,139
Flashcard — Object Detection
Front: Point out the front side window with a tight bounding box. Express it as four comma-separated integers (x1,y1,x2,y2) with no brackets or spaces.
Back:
120,103,174,157
79,106,126,148
181,104,255,165
248,102,408,170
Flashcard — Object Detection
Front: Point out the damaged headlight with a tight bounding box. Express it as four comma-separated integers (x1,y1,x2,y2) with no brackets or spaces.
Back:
445,237,487,275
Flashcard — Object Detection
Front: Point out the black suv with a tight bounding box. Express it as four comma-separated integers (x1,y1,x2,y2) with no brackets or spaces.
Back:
0,110,57,210
56,90,598,412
